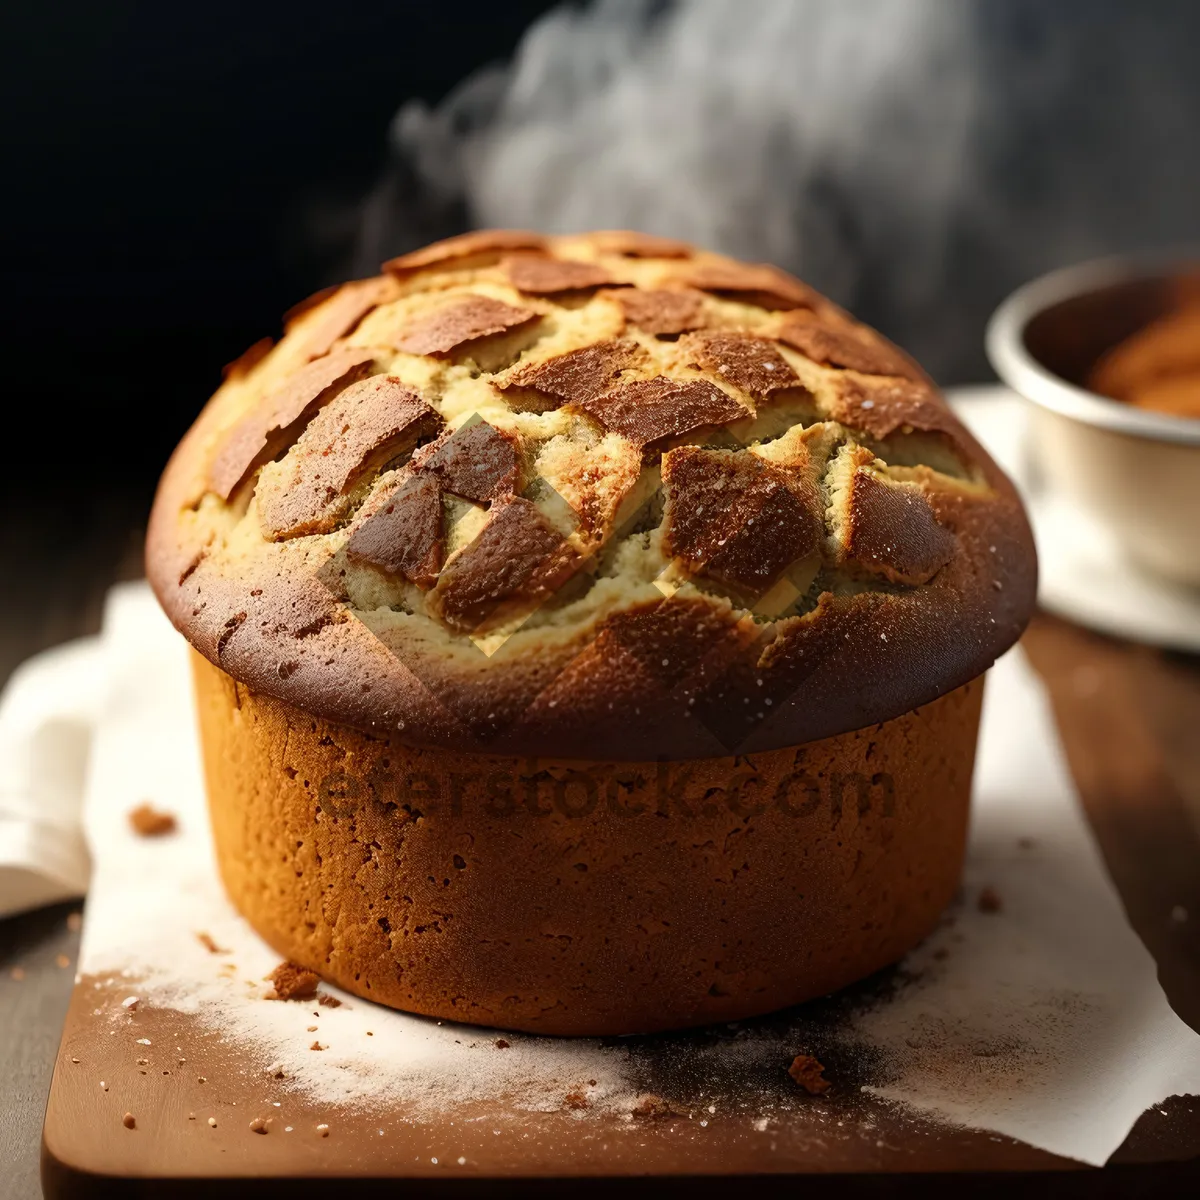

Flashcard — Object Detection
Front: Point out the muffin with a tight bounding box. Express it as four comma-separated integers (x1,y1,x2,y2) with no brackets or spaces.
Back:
147,229,1036,1035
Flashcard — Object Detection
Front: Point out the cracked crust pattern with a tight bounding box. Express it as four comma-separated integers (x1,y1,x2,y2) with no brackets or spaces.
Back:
147,230,1036,759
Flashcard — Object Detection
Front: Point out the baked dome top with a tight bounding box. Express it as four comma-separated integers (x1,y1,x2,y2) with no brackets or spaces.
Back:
146,230,1036,759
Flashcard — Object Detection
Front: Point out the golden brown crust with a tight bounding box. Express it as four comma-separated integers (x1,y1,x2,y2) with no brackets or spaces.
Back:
573,376,749,449
604,286,708,335
679,261,822,310
195,649,983,1035
499,339,649,406
383,229,547,277
256,377,442,540
777,309,922,380
503,253,614,295
281,276,401,364
345,472,443,587
411,419,522,504
147,230,1036,760
208,347,376,500
589,230,694,258
386,295,540,355
682,331,801,397
661,446,822,598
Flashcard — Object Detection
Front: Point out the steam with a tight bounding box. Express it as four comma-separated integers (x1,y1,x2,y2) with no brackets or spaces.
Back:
352,0,1200,381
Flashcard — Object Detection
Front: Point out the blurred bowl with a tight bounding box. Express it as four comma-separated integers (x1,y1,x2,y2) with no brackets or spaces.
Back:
987,254,1200,589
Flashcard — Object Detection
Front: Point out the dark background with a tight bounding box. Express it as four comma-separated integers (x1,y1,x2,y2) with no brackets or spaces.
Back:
0,0,555,531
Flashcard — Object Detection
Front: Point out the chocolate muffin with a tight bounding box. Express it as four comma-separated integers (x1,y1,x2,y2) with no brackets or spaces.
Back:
147,230,1036,1035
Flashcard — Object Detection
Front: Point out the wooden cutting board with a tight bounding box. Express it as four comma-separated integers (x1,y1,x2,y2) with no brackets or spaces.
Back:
40,616,1200,1196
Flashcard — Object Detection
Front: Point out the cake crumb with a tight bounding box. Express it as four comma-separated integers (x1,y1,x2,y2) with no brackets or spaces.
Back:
310,1041,325,1051
196,931,228,955
563,1089,590,1110
129,803,177,837
494,1039,510,1050
268,961,320,1001
208,1117,217,1128
317,993,342,1008
188,1113,196,1120
978,886,1003,914
316,1123,330,1137
631,1093,681,1119
122,1113,136,1130
66,911,83,932
122,996,140,1012
788,1054,831,1095
249,1117,267,1134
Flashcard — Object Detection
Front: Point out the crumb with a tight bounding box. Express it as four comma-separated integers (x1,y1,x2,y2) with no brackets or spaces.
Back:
188,1113,196,1120
563,1089,590,1110
631,1094,680,1119
208,1117,217,1128
495,1039,510,1050
100,1081,108,1091
317,993,342,1008
70,1057,80,1064
316,1123,330,1138
198,1076,207,1084
122,1113,136,1130
978,886,1003,914
249,1117,267,1134
307,1025,318,1033
66,912,83,932
366,1031,373,1037
136,1058,148,1066
122,996,139,1011
55,954,71,969
268,961,320,1001
196,932,228,955
788,1054,831,1095
128,803,177,837
310,1042,324,1051
9,967,24,981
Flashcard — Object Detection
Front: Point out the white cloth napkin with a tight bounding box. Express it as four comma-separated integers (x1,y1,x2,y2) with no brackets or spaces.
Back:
0,634,103,917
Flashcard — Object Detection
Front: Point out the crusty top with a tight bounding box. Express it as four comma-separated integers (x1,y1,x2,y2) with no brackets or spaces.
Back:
146,230,1036,759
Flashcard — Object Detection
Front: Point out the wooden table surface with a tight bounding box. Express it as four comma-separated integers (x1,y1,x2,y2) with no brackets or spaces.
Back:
2,506,1199,1197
